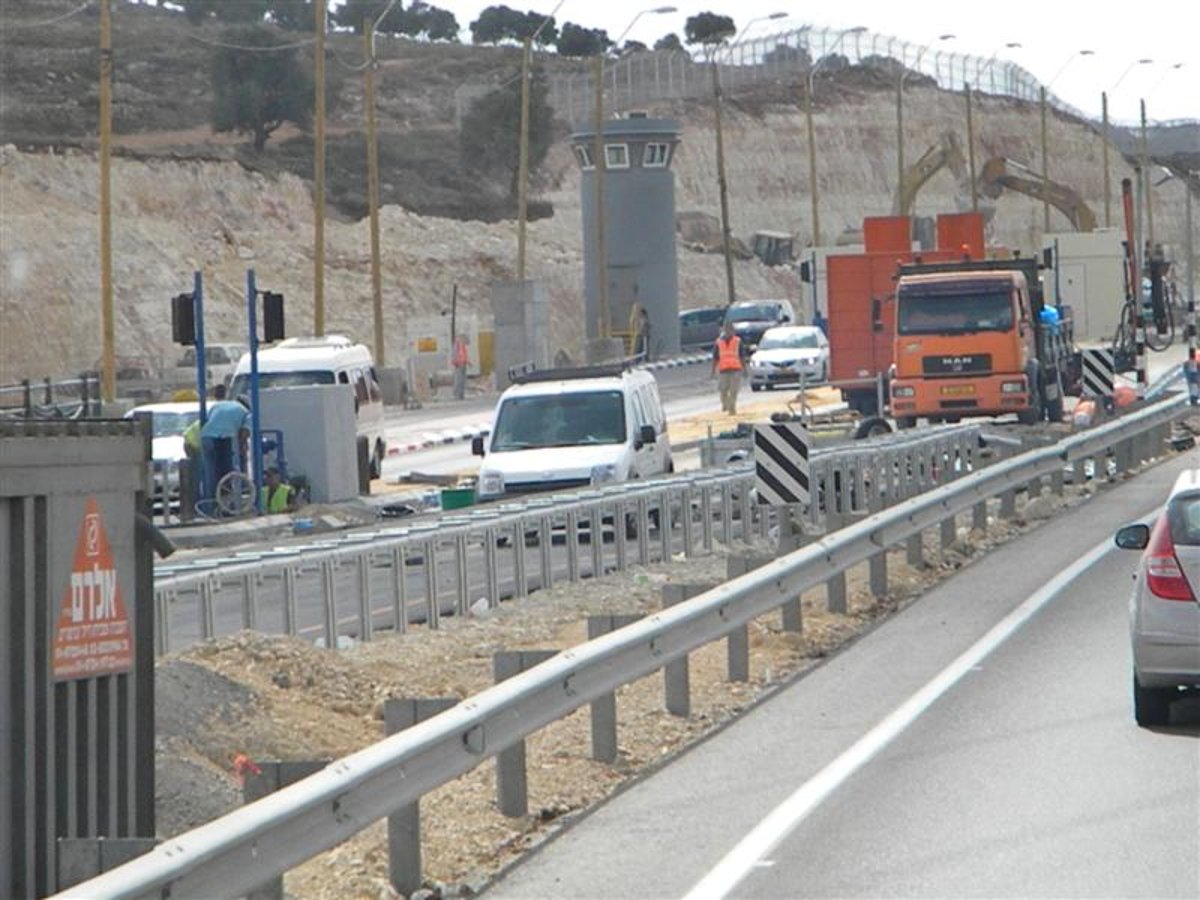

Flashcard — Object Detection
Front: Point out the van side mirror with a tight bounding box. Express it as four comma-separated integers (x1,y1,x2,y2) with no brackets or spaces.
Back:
471,435,485,457
1114,523,1149,550
637,424,657,448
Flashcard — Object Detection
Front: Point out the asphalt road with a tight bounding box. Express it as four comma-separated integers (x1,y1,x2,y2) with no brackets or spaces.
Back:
485,450,1200,899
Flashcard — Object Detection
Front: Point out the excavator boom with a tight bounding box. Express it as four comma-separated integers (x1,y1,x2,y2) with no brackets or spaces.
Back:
979,157,1097,231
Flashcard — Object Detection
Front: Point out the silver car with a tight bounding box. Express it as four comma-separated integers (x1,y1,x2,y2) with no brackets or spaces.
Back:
1114,469,1200,727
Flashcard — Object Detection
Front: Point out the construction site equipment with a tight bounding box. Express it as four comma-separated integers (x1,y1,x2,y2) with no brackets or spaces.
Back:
980,157,1097,232
750,231,796,266
894,132,968,217
889,255,1075,426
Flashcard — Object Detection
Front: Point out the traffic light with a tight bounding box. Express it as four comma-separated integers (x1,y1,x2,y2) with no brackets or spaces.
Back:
262,291,285,343
171,293,195,345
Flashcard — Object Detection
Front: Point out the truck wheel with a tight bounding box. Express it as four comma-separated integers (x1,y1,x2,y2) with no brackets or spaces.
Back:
854,416,892,439
1045,372,1065,423
1017,366,1044,425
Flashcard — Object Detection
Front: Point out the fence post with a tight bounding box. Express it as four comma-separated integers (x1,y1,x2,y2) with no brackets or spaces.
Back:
384,698,457,898
494,650,558,817
586,615,642,760
242,760,330,900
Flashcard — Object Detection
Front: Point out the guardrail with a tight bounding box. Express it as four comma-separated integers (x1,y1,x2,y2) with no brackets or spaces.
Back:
152,425,985,655
57,392,1186,900
0,374,103,419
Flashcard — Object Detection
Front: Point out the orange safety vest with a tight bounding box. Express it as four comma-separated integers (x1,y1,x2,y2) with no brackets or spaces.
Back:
716,335,743,372
452,337,469,368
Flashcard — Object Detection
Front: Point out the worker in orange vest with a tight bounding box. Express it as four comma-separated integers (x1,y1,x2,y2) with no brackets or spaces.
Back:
451,333,470,400
711,321,745,415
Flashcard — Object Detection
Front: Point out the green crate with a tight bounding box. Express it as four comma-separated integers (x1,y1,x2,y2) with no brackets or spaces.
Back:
440,486,476,510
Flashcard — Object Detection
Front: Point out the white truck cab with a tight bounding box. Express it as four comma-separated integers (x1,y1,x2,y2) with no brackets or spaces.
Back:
473,365,672,500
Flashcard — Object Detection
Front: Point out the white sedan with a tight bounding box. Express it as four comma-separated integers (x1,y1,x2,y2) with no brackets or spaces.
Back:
748,325,829,391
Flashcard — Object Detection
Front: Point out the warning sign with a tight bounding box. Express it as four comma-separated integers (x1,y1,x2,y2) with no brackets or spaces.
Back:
52,497,134,681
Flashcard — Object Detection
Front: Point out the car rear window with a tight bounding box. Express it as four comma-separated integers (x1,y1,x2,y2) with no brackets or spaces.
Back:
1168,494,1200,546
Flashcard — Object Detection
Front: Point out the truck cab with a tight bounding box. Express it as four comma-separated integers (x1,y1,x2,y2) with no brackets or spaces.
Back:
889,258,1070,427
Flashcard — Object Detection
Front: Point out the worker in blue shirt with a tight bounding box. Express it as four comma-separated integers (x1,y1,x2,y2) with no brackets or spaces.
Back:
200,384,250,500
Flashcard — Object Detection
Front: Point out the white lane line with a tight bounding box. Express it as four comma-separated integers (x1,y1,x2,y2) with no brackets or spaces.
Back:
683,530,1122,900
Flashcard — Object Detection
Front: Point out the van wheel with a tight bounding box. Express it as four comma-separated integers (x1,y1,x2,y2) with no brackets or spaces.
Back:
370,441,384,479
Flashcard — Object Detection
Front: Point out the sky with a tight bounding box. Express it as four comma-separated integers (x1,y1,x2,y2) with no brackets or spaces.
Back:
424,0,1198,125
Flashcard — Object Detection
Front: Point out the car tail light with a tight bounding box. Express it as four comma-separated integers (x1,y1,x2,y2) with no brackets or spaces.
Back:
1144,516,1197,602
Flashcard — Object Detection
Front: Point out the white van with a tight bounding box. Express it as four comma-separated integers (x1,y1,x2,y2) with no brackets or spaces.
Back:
230,335,387,476
472,365,672,501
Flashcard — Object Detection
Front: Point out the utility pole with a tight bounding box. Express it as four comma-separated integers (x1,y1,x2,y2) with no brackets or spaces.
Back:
804,77,820,246
98,0,115,403
1142,98,1154,249
363,20,384,364
516,37,532,280
712,60,735,306
592,53,609,338
1102,91,1111,228
313,0,327,335
1040,86,1050,232
965,82,977,213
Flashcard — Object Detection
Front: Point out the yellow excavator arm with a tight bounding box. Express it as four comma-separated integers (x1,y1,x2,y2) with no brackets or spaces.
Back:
893,132,968,217
979,157,1097,232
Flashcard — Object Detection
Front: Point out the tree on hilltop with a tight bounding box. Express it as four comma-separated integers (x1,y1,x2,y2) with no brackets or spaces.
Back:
470,6,557,46
684,12,735,47
211,26,314,152
459,61,554,199
555,22,612,57
654,32,683,51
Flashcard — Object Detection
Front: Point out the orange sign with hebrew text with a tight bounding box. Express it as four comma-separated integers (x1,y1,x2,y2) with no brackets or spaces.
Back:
52,497,133,681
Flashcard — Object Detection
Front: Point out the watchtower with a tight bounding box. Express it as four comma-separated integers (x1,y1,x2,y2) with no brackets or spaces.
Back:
571,115,682,358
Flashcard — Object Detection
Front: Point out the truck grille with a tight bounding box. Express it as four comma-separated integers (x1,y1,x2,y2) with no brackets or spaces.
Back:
922,354,992,376
939,399,979,409
505,478,591,496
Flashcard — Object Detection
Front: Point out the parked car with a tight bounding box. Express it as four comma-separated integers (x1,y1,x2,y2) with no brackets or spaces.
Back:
1113,469,1200,726
124,401,200,505
748,325,830,391
723,299,796,349
679,306,726,350
168,343,247,394
473,364,672,501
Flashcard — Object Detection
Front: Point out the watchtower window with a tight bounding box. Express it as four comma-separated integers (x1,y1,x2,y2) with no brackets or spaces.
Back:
573,145,594,170
643,142,670,167
605,143,630,169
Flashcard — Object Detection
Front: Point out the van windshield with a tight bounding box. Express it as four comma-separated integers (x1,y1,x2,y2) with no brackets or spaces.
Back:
229,371,337,397
897,284,1014,335
491,391,626,451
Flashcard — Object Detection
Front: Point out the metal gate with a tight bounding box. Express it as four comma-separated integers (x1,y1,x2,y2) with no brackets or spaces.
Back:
1,419,156,898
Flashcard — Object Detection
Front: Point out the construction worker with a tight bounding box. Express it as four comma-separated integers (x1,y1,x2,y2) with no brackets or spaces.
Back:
712,321,746,415
451,333,470,400
200,385,250,501
259,467,296,514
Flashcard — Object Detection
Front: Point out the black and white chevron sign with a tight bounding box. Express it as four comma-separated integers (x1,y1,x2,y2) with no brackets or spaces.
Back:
753,423,810,506
1081,348,1115,398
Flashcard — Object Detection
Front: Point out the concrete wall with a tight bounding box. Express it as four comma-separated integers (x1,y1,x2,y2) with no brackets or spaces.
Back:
258,385,358,503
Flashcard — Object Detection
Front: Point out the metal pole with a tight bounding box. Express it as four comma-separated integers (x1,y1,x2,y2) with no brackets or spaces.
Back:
1040,86,1050,232
896,73,905,220
313,0,327,335
516,38,532,280
805,75,820,246
1102,91,1111,228
194,271,207,425
247,269,263,512
98,0,115,403
966,82,977,212
592,54,610,338
712,61,736,306
1142,98,1154,249
364,23,384,364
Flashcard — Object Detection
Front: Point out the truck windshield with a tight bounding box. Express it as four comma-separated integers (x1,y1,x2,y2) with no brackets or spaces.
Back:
897,286,1014,335
491,391,626,451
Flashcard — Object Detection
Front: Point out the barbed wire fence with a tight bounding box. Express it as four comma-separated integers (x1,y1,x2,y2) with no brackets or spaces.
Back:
523,24,1101,129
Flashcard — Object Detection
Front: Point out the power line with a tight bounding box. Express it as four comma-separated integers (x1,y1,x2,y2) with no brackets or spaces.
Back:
4,0,94,30
182,30,316,53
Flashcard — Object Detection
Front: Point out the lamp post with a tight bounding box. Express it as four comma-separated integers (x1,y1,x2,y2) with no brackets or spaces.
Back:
805,26,865,246
711,12,786,307
896,34,954,218
591,6,675,342
1142,64,1184,249
1103,57,1153,227
1040,49,1094,232
965,41,1019,213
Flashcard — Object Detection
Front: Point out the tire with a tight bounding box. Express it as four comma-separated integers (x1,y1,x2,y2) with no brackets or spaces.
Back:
1045,371,1065,423
751,383,763,392
854,416,892,440
369,440,385,479
1017,366,1043,425
1133,672,1173,727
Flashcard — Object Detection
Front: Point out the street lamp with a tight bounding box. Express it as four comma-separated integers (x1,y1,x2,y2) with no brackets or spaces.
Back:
806,26,865,246
964,41,1021,213
711,11,786,306
1103,57,1153,227
591,6,676,345
897,33,954,220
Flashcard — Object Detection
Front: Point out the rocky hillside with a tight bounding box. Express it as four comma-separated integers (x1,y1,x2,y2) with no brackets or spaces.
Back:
1,2,1195,384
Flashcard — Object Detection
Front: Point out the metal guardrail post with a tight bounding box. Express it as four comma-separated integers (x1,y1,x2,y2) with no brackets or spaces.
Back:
999,486,1017,519
424,540,440,629
565,511,581,581
241,573,258,632
940,513,957,553
614,500,629,572
358,555,374,642
658,490,672,563
738,482,752,543
681,485,696,558
538,515,553,591
384,698,456,897
720,482,734,546
283,566,298,636
494,650,558,817
200,577,216,641
634,498,650,565
586,615,641,760
589,504,604,579
454,533,470,615
660,585,713,717
242,761,329,900
321,559,337,648
512,524,527,600
155,590,171,656
700,482,714,552
484,530,500,609
390,546,409,633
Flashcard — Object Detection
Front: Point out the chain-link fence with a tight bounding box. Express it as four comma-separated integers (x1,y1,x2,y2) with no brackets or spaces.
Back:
544,24,1094,129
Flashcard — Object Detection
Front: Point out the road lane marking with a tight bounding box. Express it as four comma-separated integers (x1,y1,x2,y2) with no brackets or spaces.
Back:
683,531,1123,900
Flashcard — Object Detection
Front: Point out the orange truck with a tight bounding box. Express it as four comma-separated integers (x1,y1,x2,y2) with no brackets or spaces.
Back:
818,212,1077,427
